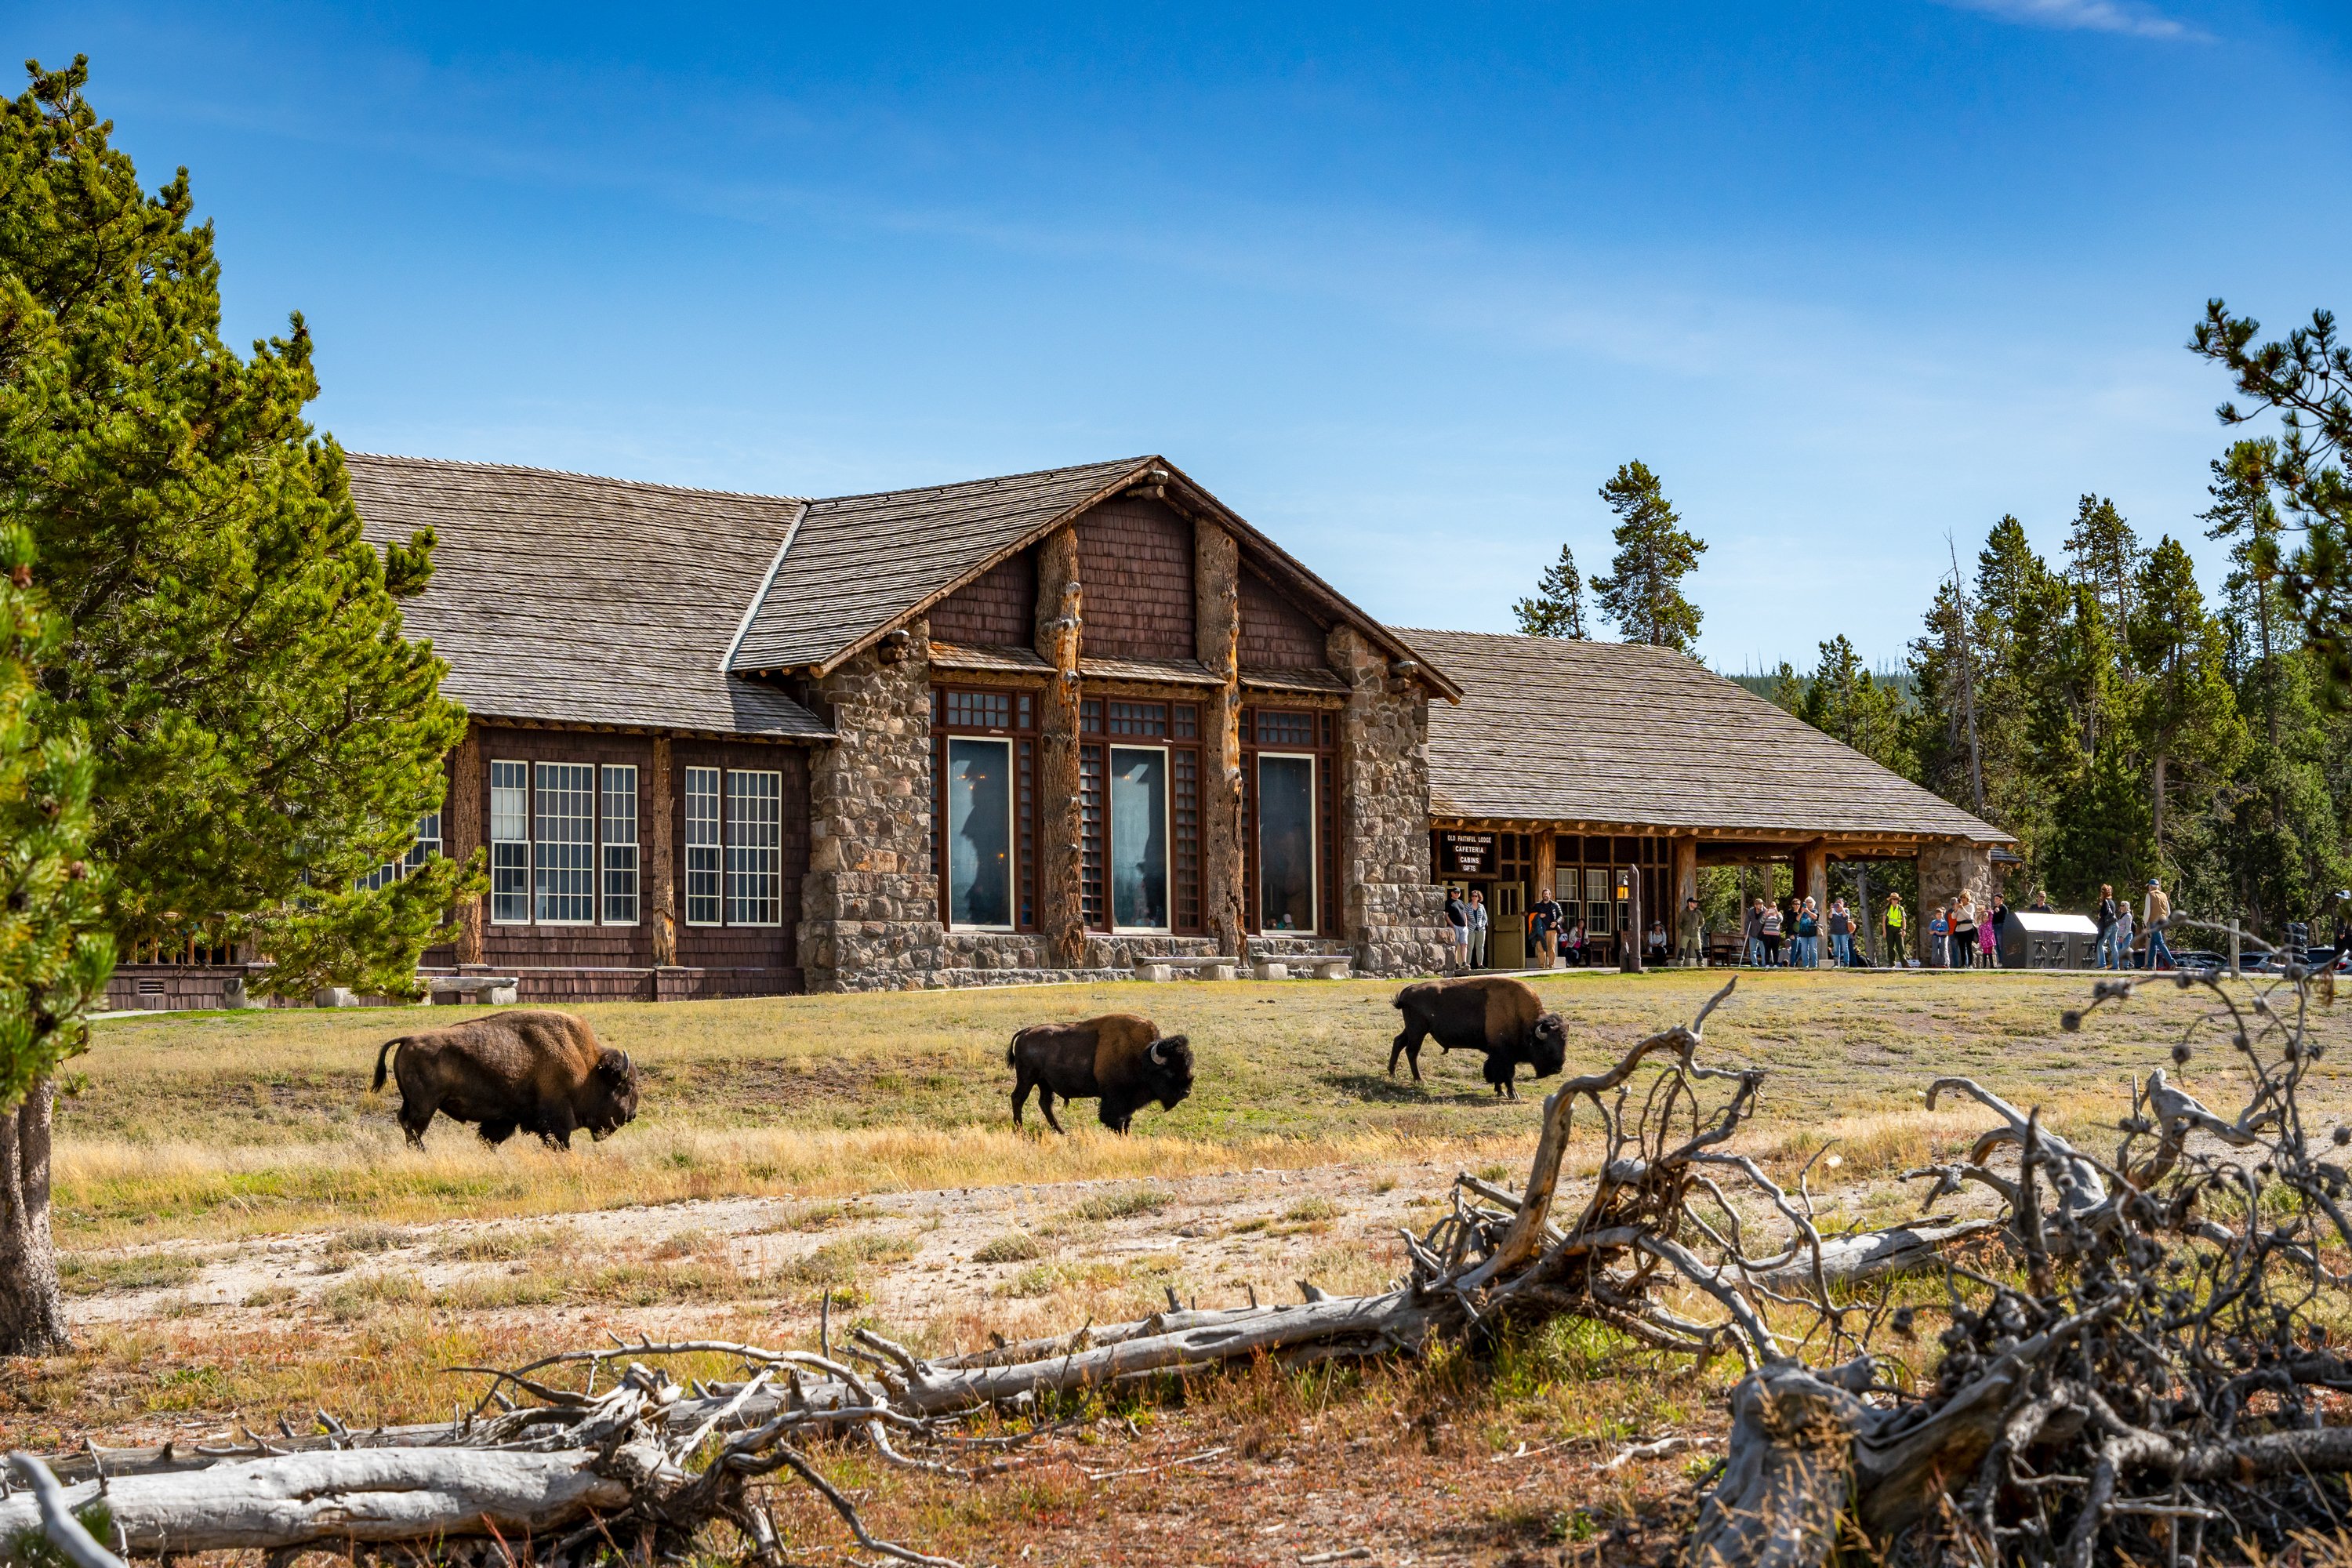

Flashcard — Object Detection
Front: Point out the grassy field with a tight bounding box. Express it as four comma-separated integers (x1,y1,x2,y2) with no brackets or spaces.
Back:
55,967,2343,1247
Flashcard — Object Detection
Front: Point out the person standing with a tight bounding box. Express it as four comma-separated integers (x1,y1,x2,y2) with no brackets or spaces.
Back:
1744,898,1766,967
2143,877,2174,971
1927,905,1950,967
1794,898,1820,968
1677,895,1706,967
1759,901,1784,967
1466,888,1490,969
1885,892,1907,965
1987,895,2010,969
1828,898,1855,967
1951,893,1979,971
1531,887,1563,970
2093,884,2122,970
2114,898,2136,969
2029,889,2053,913
1444,888,1469,972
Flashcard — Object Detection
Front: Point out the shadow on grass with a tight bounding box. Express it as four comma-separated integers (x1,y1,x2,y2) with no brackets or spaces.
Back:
1323,1072,1497,1106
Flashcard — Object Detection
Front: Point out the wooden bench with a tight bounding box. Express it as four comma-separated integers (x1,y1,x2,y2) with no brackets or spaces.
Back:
1134,956,1239,982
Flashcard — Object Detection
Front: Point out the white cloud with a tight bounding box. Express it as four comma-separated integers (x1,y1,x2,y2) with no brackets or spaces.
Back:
1932,0,2204,41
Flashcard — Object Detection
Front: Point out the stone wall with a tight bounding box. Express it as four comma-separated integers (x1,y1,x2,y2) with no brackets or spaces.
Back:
1329,626,1453,976
797,624,945,992
1917,839,2000,928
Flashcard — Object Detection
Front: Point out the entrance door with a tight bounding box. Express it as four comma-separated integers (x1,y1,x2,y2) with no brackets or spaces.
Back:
1490,881,1526,969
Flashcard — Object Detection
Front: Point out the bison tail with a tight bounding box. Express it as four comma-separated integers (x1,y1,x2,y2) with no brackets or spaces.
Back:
372,1036,405,1093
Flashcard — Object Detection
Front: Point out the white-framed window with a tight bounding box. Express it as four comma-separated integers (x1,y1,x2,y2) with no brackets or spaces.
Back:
684,767,722,926
490,761,529,924
1107,746,1170,933
1256,753,1316,934
534,761,596,924
601,764,639,925
358,811,444,893
945,737,1014,930
727,769,782,926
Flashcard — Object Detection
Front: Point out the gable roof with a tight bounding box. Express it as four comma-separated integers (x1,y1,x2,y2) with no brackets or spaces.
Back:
728,454,1461,699
1403,628,2012,844
347,454,832,740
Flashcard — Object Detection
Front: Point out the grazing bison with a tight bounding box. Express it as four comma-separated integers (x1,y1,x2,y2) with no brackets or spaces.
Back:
1388,976,1567,1099
372,1010,639,1149
1008,1014,1194,1134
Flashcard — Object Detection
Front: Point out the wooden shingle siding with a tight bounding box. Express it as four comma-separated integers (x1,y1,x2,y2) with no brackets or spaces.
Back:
1238,568,1329,669
344,456,829,739
928,548,1037,647
1075,499,1195,662
1404,629,2013,844
731,459,1145,673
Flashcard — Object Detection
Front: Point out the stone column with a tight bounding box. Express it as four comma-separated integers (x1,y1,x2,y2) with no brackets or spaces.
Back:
648,735,677,967
1916,840,1997,931
797,626,943,991
1033,530,1088,968
1194,520,1247,955
446,724,485,966
1329,626,1450,976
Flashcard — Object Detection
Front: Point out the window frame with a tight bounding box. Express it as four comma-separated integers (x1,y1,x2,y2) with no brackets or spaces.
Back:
1105,742,1174,935
489,759,531,925
1238,706,1337,937
942,735,1018,933
531,761,598,925
601,764,639,927
684,765,724,927
724,768,784,927
1253,750,1319,935
931,683,1040,933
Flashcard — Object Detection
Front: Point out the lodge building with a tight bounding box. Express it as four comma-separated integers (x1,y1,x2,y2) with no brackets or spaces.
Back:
106,453,2009,1007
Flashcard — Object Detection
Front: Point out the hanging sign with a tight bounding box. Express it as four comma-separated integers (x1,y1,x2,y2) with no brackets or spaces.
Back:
1436,832,1497,877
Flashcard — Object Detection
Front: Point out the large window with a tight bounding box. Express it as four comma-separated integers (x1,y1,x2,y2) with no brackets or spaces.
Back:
1108,746,1169,931
601,765,638,924
684,767,722,926
1257,754,1316,932
490,760,529,923
726,769,782,925
945,738,1014,928
534,762,597,923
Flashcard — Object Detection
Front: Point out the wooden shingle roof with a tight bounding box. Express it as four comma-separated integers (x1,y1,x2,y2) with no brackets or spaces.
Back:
728,459,1149,675
347,454,832,740
1403,629,2012,844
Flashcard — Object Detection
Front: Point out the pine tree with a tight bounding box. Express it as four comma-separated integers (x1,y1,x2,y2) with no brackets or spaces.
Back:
2065,495,2146,665
1512,544,1589,638
1800,635,1908,772
0,524,111,1354
1589,461,1707,652
0,60,477,995
1769,661,1806,715
2129,537,2246,884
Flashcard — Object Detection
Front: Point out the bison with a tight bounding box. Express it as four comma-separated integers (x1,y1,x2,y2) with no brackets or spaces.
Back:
1008,1014,1194,1134
372,1010,640,1149
1388,976,1567,1099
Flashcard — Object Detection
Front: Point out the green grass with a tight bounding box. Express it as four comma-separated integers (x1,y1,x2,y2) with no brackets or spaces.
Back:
53,970,2348,1246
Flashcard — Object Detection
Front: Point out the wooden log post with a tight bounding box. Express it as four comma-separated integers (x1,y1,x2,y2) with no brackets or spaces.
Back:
1531,830,1558,968
1671,836,1698,963
648,736,677,968
1194,520,1247,957
1802,840,1829,923
446,726,486,967
1034,528,1087,968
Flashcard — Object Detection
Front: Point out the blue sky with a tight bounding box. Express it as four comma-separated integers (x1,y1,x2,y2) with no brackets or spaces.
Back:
14,1,2350,670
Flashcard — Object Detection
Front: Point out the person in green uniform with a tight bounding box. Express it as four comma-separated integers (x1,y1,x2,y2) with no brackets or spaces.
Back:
1885,892,1907,965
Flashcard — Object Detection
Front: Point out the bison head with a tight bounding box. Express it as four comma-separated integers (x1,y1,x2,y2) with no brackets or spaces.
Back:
1528,1013,1567,1078
583,1048,641,1140
1143,1033,1195,1111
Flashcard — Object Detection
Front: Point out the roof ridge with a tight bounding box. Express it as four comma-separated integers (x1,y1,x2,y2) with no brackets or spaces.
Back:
805,456,1154,508
343,451,812,505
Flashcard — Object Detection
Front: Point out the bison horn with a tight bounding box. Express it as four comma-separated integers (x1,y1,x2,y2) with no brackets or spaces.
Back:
1148,1039,1167,1065
621,1050,633,1075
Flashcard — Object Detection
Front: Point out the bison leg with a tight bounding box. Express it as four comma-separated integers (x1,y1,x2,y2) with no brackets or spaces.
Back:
1098,1096,1132,1135
477,1119,519,1146
1388,1025,1427,1082
537,1108,579,1150
1011,1071,1035,1129
397,1096,434,1149
1037,1088,1067,1137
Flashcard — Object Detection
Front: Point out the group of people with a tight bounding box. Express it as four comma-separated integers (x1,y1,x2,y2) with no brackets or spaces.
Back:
1739,895,1868,967
2090,878,2176,971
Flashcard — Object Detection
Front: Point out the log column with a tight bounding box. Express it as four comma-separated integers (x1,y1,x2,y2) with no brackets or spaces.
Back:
1034,528,1087,968
648,736,677,968
1802,840,1830,920
1671,836,1699,964
1194,520,1247,956
1531,831,1558,968
446,726,486,967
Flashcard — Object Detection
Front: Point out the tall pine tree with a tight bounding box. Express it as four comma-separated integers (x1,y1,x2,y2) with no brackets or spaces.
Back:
1512,544,1589,638
1590,461,1707,653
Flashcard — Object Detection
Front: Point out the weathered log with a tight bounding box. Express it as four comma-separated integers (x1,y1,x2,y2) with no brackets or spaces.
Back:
0,1445,662,1552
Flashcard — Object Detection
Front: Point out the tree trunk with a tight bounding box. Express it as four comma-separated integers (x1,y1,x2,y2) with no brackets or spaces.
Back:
1033,528,1087,968
0,1078,70,1356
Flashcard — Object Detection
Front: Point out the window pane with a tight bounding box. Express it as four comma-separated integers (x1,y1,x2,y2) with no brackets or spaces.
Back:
535,762,596,922
601,765,638,924
946,738,1013,927
1257,755,1316,933
945,690,1011,729
726,770,782,925
1257,711,1316,747
684,767,721,925
1109,747,1168,931
490,760,528,922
